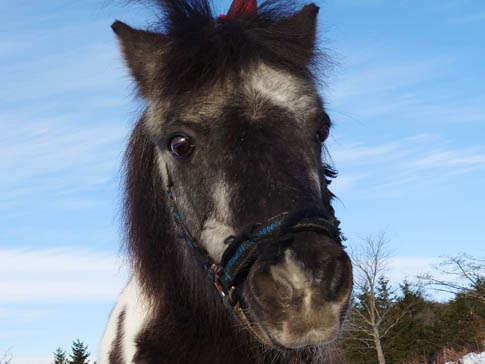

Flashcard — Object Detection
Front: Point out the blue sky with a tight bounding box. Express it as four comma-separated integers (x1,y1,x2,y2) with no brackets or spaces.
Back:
1,0,484,363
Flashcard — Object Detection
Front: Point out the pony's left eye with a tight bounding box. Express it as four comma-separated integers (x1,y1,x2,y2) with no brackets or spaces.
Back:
317,125,329,143
316,113,330,143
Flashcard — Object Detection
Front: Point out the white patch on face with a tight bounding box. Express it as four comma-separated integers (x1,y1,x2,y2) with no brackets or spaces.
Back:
244,63,319,121
271,250,312,292
144,90,227,139
200,219,235,262
199,181,235,262
310,170,322,198
155,148,170,187
213,180,232,222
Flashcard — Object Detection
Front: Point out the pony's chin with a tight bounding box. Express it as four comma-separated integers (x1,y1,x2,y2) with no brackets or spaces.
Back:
242,297,341,350
259,323,339,350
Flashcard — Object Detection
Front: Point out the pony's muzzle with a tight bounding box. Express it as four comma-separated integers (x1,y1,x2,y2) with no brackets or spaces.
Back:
242,233,352,349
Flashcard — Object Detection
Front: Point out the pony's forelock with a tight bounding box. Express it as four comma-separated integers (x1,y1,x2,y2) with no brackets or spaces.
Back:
120,0,325,95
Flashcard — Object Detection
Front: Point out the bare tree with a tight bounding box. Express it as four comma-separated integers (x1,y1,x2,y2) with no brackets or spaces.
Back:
0,350,12,364
419,253,485,303
344,234,409,364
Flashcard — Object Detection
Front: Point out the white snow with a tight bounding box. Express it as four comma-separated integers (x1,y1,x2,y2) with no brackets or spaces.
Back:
445,351,485,364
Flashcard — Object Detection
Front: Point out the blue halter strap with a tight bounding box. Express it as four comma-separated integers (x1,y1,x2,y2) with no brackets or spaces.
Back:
167,186,342,306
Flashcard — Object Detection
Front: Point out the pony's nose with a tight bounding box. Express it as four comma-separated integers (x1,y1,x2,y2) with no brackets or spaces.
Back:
243,235,352,348
269,248,351,302
253,239,352,306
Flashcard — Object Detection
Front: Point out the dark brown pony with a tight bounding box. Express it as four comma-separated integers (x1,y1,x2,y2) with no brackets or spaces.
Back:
99,1,353,363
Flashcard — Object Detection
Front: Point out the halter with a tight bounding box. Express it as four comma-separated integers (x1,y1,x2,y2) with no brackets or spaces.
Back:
166,181,343,344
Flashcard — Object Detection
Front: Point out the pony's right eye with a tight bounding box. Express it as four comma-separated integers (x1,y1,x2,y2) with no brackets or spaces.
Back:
168,135,194,158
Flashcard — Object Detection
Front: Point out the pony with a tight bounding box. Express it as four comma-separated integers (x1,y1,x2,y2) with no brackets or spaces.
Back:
99,0,353,363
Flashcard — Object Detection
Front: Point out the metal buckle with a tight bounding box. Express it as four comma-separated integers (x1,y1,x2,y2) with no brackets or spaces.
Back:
209,264,226,298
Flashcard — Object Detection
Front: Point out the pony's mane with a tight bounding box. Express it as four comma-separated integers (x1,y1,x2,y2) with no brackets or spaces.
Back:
128,0,323,93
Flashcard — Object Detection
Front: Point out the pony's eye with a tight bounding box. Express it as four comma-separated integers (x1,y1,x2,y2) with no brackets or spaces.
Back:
317,124,329,143
169,135,194,158
317,113,331,143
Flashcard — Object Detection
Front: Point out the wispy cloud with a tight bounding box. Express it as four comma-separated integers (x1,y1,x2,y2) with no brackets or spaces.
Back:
387,256,453,301
330,140,403,165
330,57,447,102
327,49,485,124
0,14,133,210
0,248,128,303
1,42,124,104
0,307,48,319
405,148,485,171
324,43,485,197
5,355,52,364
0,13,127,105
329,134,485,194
330,174,368,195
0,111,128,208
386,256,442,283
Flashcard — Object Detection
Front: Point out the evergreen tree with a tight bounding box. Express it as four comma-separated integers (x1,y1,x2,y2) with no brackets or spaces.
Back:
52,347,68,364
340,253,485,364
436,287,485,351
375,276,393,312
384,281,442,363
69,340,91,364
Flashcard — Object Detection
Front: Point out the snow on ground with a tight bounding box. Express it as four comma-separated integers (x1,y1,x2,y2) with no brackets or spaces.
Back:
445,351,485,364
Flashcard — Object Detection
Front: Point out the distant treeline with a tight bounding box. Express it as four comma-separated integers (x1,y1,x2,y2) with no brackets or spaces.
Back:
52,339,95,364
339,238,485,364
339,279,485,364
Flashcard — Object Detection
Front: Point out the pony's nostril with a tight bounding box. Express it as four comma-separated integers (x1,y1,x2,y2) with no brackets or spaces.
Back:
329,253,351,297
330,260,344,294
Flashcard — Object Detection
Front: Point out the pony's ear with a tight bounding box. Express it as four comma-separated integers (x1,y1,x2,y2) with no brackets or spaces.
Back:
271,4,320,63
112,21,168,97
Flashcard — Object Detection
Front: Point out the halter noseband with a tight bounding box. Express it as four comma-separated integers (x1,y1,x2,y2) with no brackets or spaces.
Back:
167,182,343,344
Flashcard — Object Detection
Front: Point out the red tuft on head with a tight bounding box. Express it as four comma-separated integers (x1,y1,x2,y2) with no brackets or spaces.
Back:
226,0,257,18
